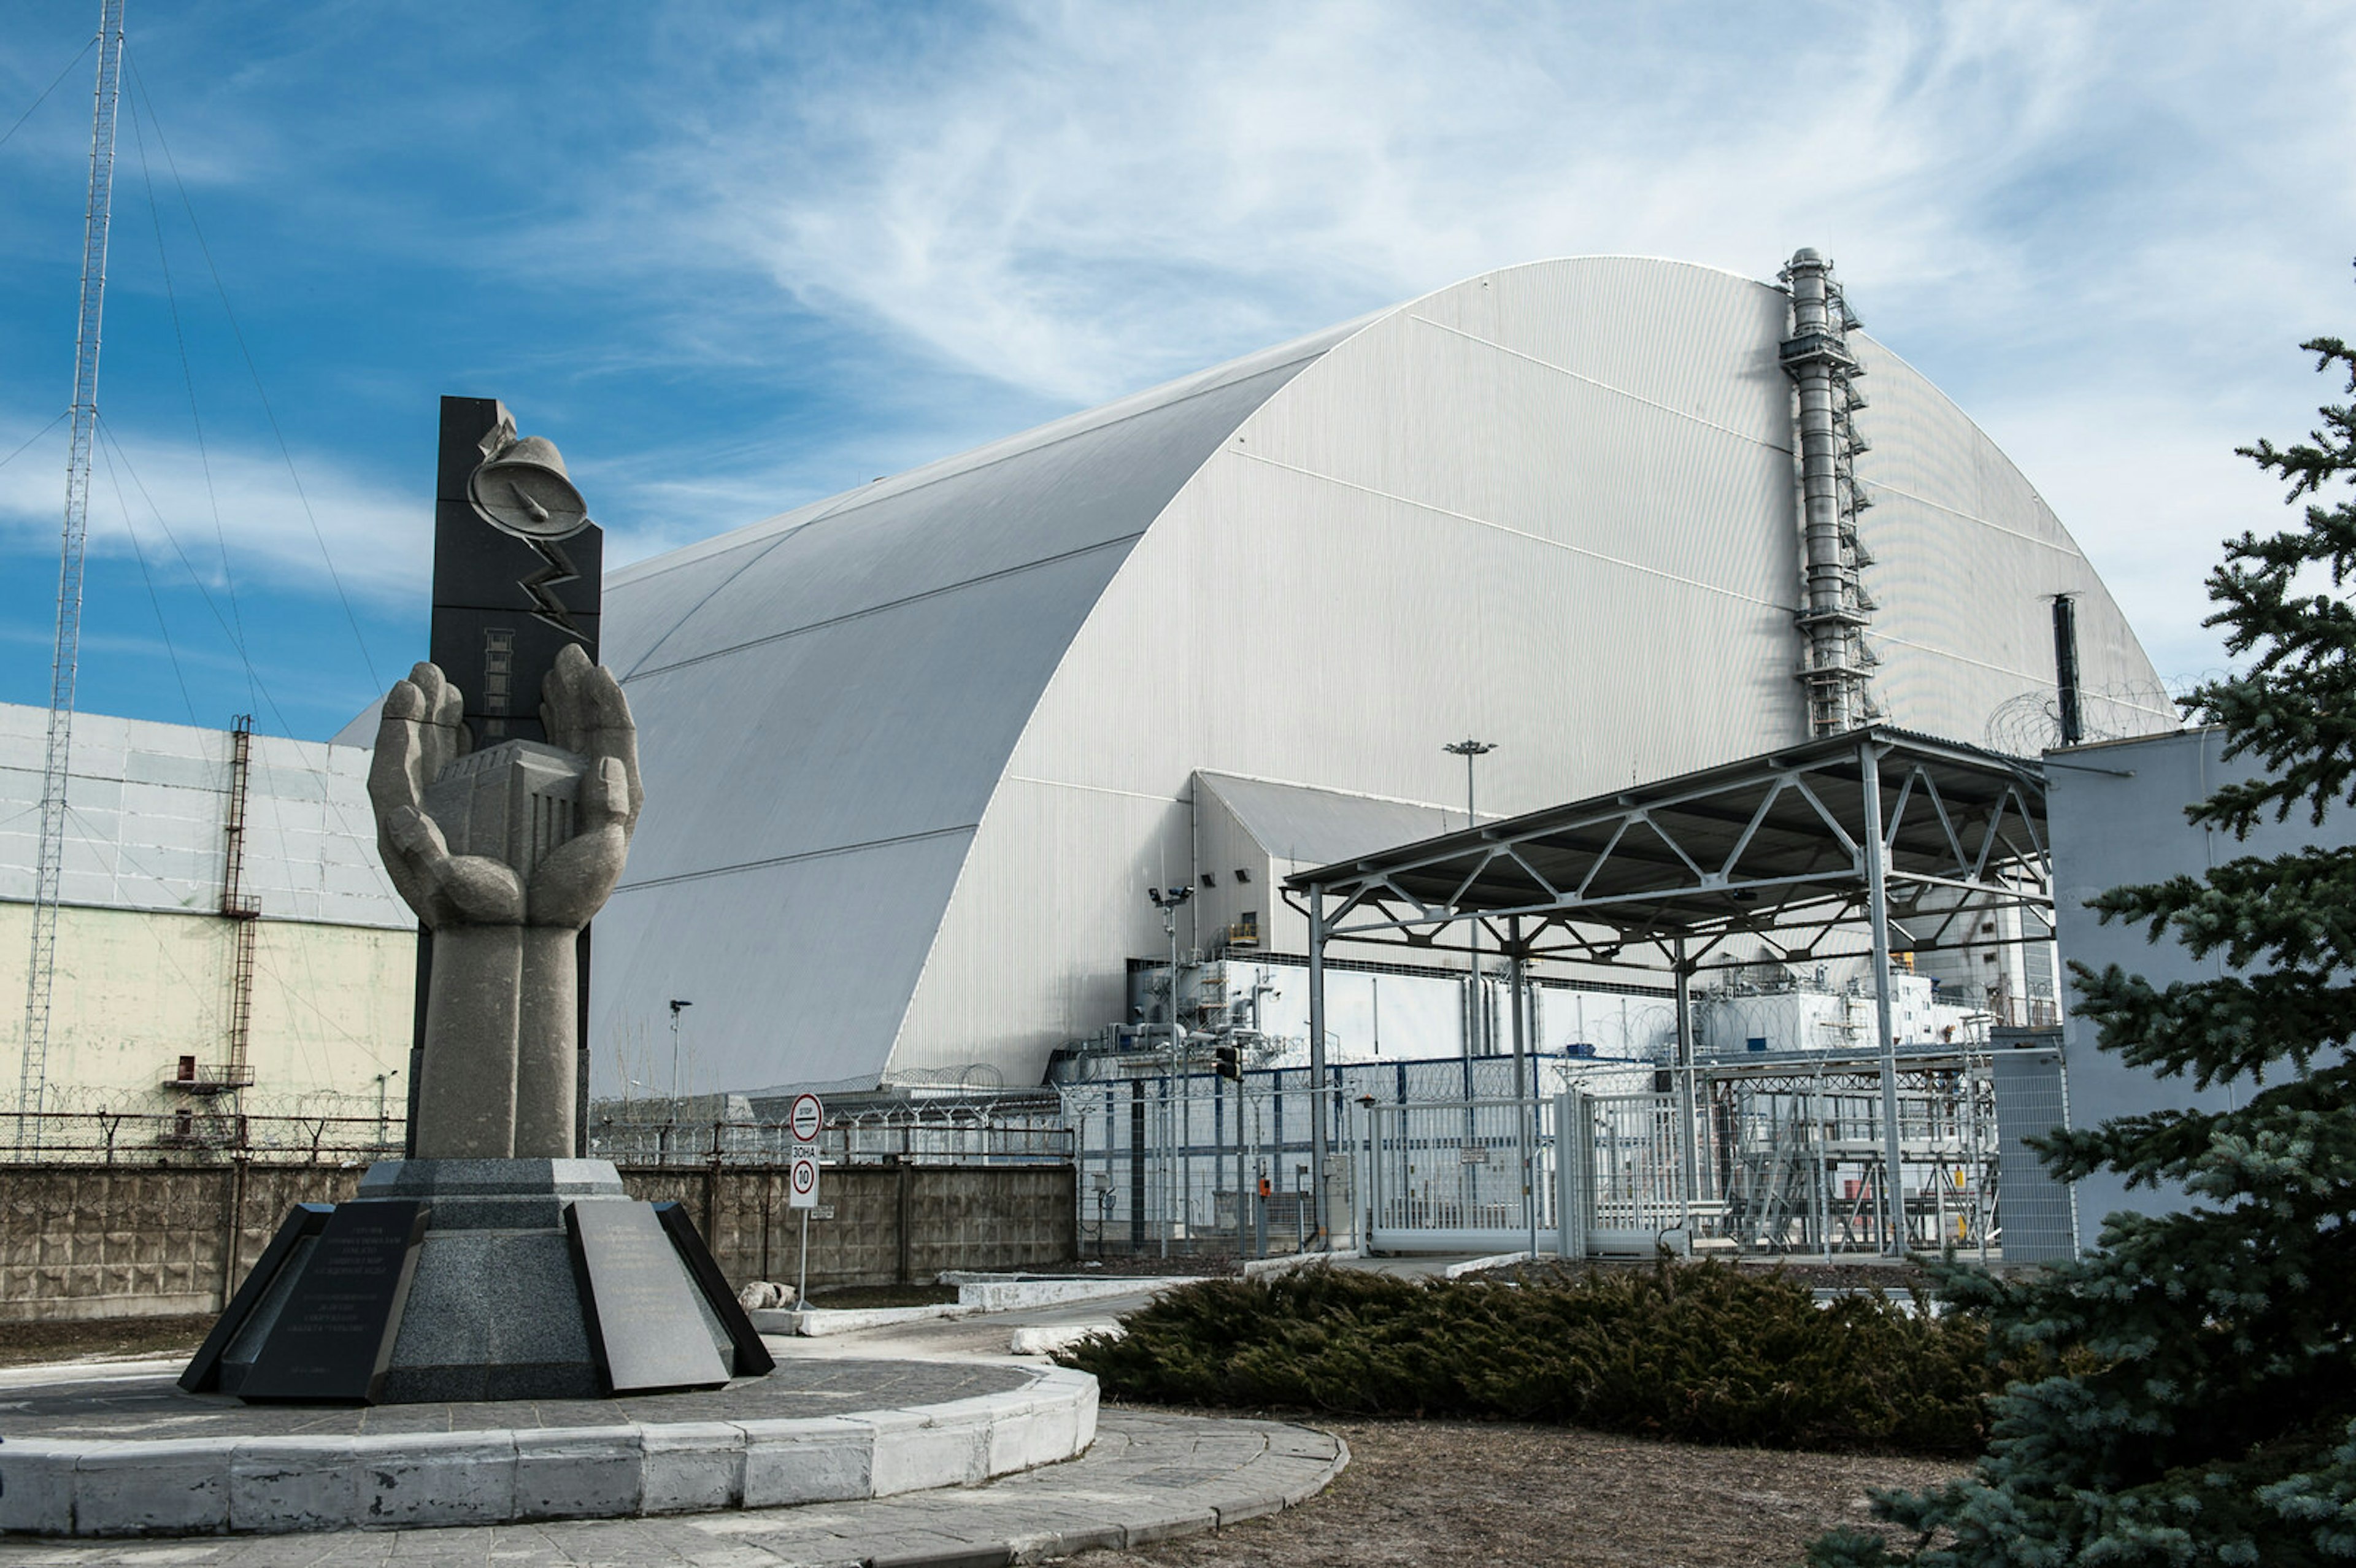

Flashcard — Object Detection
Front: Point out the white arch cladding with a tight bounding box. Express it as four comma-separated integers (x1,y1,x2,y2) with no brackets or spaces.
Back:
589,326,1357,1095
891,256,2160,1084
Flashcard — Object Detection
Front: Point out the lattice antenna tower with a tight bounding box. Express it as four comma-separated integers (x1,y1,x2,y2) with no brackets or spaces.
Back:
18,0,127,1148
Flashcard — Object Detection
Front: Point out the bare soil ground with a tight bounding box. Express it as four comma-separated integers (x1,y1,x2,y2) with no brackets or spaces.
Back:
0,1313,210,1368
1076,1410,1962,1568
803,1282,961,1308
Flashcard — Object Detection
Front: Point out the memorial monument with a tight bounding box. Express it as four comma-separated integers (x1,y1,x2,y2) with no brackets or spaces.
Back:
179,405,771,1405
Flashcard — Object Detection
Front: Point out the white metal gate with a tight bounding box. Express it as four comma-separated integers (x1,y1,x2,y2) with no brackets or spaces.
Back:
1561,1089,1696,1256
1363,1096,1553,1255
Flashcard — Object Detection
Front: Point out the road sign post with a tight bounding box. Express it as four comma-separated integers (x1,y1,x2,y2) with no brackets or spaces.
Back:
787,1095,823,1307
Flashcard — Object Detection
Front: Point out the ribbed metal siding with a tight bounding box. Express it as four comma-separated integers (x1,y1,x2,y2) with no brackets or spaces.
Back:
898,258,2160,1083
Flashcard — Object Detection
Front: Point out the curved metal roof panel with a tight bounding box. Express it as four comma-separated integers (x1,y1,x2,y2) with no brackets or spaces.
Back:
590,323,1361,1091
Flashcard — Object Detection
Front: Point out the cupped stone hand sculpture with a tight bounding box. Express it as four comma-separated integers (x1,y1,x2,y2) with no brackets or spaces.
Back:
369,644,642,1159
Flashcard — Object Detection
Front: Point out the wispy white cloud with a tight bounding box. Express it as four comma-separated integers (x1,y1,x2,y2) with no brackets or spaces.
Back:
0,420,426,605
589,1,2349,404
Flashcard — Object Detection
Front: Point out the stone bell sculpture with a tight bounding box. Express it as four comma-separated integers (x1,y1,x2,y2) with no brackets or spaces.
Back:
178,410,769,1405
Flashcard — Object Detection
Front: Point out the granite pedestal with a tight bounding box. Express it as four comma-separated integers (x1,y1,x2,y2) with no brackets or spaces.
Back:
182,1159,768,1405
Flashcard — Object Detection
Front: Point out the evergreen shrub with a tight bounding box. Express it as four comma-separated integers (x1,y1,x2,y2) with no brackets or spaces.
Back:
1054,1262,1999,1455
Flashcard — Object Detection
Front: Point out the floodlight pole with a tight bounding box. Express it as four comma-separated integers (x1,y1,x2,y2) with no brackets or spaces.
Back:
1149,885,1191,1259
1166,902,1179,1259
668,999,692,1109
1859,737,1908,1257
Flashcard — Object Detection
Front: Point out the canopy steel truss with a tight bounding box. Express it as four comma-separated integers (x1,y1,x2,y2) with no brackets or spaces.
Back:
1281,727,2054,1256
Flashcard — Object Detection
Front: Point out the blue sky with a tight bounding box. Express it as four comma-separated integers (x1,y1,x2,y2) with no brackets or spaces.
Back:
1,1,2350,741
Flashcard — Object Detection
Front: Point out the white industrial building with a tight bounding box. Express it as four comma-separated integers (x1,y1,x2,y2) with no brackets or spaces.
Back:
0,704,411,1131
583,251,2166,1099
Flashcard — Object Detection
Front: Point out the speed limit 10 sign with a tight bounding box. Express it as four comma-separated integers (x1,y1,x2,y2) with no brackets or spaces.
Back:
788,1152,820,1209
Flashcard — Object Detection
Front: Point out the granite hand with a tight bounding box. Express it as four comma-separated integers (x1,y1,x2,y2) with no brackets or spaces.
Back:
367,662,525,927
527,644,642,929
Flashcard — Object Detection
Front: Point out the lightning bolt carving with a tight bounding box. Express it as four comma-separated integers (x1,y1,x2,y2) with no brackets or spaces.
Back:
520,536,586,640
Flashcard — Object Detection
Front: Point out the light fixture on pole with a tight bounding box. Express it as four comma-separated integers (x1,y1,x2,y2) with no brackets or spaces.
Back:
374,1069,401,1151
668,999,693,1107
1442,740,1496,1055
1145,885,1192,1258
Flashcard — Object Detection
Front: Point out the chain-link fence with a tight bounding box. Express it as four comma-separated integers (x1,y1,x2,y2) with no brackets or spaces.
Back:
585,1097,1073,1169
1060,1053,1651,1258
1074,1044,2071,1262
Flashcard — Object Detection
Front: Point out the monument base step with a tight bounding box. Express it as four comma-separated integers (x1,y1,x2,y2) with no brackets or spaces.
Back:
179,1159,772,1405
0,1359,1098,1537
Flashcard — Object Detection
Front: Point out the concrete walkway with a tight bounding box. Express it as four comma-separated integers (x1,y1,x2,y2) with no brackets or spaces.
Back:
0,1408,1345,1566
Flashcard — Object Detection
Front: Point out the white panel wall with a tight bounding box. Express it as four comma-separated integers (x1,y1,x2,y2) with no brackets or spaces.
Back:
0,703,406,931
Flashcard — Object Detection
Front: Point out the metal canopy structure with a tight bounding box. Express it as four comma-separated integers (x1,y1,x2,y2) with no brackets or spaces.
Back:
1285,726,2051,969
1280,726,2056,1256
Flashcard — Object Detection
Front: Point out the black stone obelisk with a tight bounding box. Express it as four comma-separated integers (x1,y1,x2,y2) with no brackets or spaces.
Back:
406,397,603,1156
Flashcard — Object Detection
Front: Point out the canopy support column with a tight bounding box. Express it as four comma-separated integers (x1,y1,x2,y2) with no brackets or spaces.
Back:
1860,737,1907,1257
1509,921,1536,1257
1673,938,1699,1229
1307,884,1330,1251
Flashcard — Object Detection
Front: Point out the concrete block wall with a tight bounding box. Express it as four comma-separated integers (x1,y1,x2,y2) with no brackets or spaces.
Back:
0,1164,368,1322
625,1163,1076,1290
0,1161,1074,1321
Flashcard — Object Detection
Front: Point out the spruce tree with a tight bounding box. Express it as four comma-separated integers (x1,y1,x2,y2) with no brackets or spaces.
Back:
1813,320,2356,1564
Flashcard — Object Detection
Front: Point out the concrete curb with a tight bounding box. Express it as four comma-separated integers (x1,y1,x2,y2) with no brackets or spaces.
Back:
0,1366,1098,1538
1443,1250,1536,1278
1009,1322,1123,1356
0,1410,1345,1567
749,1273,1210,1337
1241,1249,1361,1278
750,1302,984,1335
954,1275,1207,1311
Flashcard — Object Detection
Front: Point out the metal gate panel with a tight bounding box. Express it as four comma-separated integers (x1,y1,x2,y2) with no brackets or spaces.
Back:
1365,1097,1553,1255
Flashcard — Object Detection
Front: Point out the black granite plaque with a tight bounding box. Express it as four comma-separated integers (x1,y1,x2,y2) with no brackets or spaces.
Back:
237,1200,429,1405
566,1202,732,1395
652,1201,776,1378
179,1203,332,1394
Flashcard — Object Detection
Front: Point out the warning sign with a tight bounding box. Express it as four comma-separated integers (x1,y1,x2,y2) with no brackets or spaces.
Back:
788,1093,824,1143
